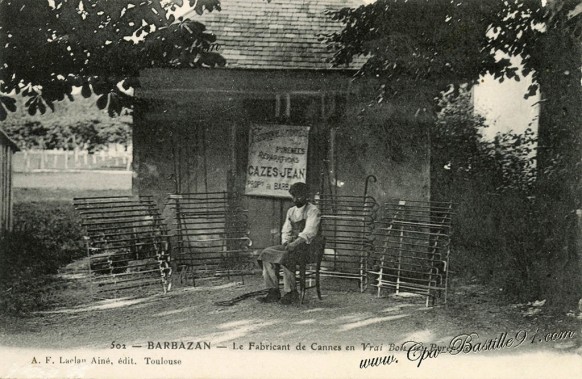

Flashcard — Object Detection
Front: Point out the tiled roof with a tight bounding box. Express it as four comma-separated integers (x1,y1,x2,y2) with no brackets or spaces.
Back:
186,0,366,70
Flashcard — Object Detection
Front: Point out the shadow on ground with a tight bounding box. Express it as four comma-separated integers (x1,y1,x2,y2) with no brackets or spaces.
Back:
1,274,580,356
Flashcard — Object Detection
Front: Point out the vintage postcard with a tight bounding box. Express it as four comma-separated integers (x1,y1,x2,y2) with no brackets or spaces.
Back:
1,0,581,378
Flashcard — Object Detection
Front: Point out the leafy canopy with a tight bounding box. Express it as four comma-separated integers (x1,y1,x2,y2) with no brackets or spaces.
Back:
3,95,131,151
326,0,582,101
0,0,224,120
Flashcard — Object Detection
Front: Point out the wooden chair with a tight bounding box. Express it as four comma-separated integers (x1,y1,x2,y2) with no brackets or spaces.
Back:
296,236,326,304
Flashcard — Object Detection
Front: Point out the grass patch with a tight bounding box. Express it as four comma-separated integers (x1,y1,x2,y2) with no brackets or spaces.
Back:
1,189,131,315
14,187,131,203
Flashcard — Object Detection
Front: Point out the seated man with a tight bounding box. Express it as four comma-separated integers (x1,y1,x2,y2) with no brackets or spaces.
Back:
257,182,321,305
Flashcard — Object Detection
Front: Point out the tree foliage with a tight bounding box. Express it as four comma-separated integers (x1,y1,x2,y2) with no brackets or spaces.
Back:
434,91,537,195
326,1,505,100
326,0,581,101
485,0,582,96
433,91,542,300
327,0,582,308
4,118,131,152
0,0,224,120
3,94,131,151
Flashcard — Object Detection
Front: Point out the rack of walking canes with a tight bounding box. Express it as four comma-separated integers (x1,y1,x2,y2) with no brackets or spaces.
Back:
166,192,253,286
73,195,172,299
314,176,379,292
369,200,453,306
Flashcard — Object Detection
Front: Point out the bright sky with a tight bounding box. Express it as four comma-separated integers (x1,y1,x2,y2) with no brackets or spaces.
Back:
474,73,540,140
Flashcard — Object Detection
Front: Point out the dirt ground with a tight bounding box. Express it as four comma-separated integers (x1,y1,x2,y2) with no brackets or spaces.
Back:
1,272,580,351
1,269,581,379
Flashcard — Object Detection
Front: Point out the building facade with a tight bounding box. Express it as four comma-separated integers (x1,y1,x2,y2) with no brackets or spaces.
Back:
134,0,431,249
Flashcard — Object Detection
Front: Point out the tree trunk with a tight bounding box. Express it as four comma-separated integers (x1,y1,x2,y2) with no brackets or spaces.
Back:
535,25,582,311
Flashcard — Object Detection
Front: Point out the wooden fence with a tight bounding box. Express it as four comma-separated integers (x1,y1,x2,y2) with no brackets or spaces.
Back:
13,146,132,172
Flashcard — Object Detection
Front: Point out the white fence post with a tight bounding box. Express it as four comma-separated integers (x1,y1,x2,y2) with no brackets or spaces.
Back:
14,148,133,172
39,150,45,170
74,147,79,168
24,151,30,172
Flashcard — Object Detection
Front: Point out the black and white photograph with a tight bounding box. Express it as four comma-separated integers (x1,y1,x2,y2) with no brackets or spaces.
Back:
0,0,581,378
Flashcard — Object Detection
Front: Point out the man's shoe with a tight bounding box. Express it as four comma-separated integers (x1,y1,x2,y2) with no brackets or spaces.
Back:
280,290,299,305
257,289,280,303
